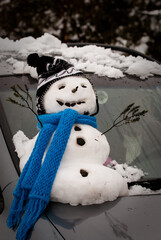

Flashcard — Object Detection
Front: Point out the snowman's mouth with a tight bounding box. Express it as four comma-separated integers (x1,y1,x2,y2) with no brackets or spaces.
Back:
56,99,89,115
56,99,86,107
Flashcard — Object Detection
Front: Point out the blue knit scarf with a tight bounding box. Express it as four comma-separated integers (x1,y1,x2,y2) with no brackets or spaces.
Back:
7,109,97,240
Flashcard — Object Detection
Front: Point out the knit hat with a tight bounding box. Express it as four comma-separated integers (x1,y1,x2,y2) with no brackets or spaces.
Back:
27,53,99,115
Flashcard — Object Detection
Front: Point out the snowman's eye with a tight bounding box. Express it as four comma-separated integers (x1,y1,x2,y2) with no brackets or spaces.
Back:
80,169,88,177
81,84,87,88
77,137,85,146
58,85,66,90
74,126,82,131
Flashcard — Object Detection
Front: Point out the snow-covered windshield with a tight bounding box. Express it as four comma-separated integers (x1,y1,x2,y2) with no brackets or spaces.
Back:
0,34,161,195
0,33,161,79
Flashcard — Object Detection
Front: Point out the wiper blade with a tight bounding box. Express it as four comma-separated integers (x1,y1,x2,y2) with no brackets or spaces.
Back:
128,178,161,191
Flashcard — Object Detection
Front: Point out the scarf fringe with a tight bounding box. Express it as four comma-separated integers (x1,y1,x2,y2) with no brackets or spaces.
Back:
7,109,97,240
7,189,29,229
16,198,46,240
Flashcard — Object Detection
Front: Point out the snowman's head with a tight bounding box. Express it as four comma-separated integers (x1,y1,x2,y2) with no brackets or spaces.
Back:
27,53,98,116
43,76,97,115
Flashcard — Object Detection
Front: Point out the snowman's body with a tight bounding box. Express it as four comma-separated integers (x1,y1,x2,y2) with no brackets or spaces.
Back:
14,124,128,206
13,55,128,205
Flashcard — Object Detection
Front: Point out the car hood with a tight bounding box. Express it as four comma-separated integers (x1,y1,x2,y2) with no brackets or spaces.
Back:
45,194,161,240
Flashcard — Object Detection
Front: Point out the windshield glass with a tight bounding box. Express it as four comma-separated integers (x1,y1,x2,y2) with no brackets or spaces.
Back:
97,86,161,179
0,76,161,179
0,88,38,138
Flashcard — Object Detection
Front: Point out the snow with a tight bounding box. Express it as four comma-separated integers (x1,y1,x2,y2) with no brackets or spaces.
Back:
0,33,161,79
117,36,150,55
142,10,161,16
52,163,128,205
134,36,149,53
107,160,161,196
126,58,161,80
129,185,161,196
108,160,144,183
14,126,159,204
0,33,62,56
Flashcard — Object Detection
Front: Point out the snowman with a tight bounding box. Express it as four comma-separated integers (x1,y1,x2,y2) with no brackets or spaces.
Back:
7,54,128,240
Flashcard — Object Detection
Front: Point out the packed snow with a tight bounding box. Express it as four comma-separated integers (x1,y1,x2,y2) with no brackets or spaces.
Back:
108,160,144,183
129,185,161,196
14,128,159,200
13,126,128,206
0,33,161,79
106,160,161,196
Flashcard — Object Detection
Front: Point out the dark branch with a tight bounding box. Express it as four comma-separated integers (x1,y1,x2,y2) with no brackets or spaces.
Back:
7,84,43,128
102,103,148,135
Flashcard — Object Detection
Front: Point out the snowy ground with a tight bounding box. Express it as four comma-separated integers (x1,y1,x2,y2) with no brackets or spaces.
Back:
0,33,161,80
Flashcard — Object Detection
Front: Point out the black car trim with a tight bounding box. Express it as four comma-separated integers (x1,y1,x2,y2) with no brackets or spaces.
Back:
0,101,20,176
67,43,159,63
128,178,161,191
0,187,4,214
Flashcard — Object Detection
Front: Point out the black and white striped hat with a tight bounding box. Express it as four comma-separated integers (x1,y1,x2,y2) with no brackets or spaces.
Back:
27,53,86,115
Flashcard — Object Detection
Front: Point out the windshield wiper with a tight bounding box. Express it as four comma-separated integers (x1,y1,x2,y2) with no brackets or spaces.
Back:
128,178,161,191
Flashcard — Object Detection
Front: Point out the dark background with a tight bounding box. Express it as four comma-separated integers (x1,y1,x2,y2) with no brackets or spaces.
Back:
0,0,161,61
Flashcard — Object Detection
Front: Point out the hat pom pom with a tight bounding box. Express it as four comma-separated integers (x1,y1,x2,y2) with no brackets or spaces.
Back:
27,53,40,68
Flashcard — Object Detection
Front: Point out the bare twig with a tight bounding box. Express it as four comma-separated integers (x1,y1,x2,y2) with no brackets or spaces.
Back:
7,84,43,128
101,103,148,135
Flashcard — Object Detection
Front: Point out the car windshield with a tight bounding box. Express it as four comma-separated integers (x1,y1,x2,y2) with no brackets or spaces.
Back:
0,74,161,180
97,85,161,179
